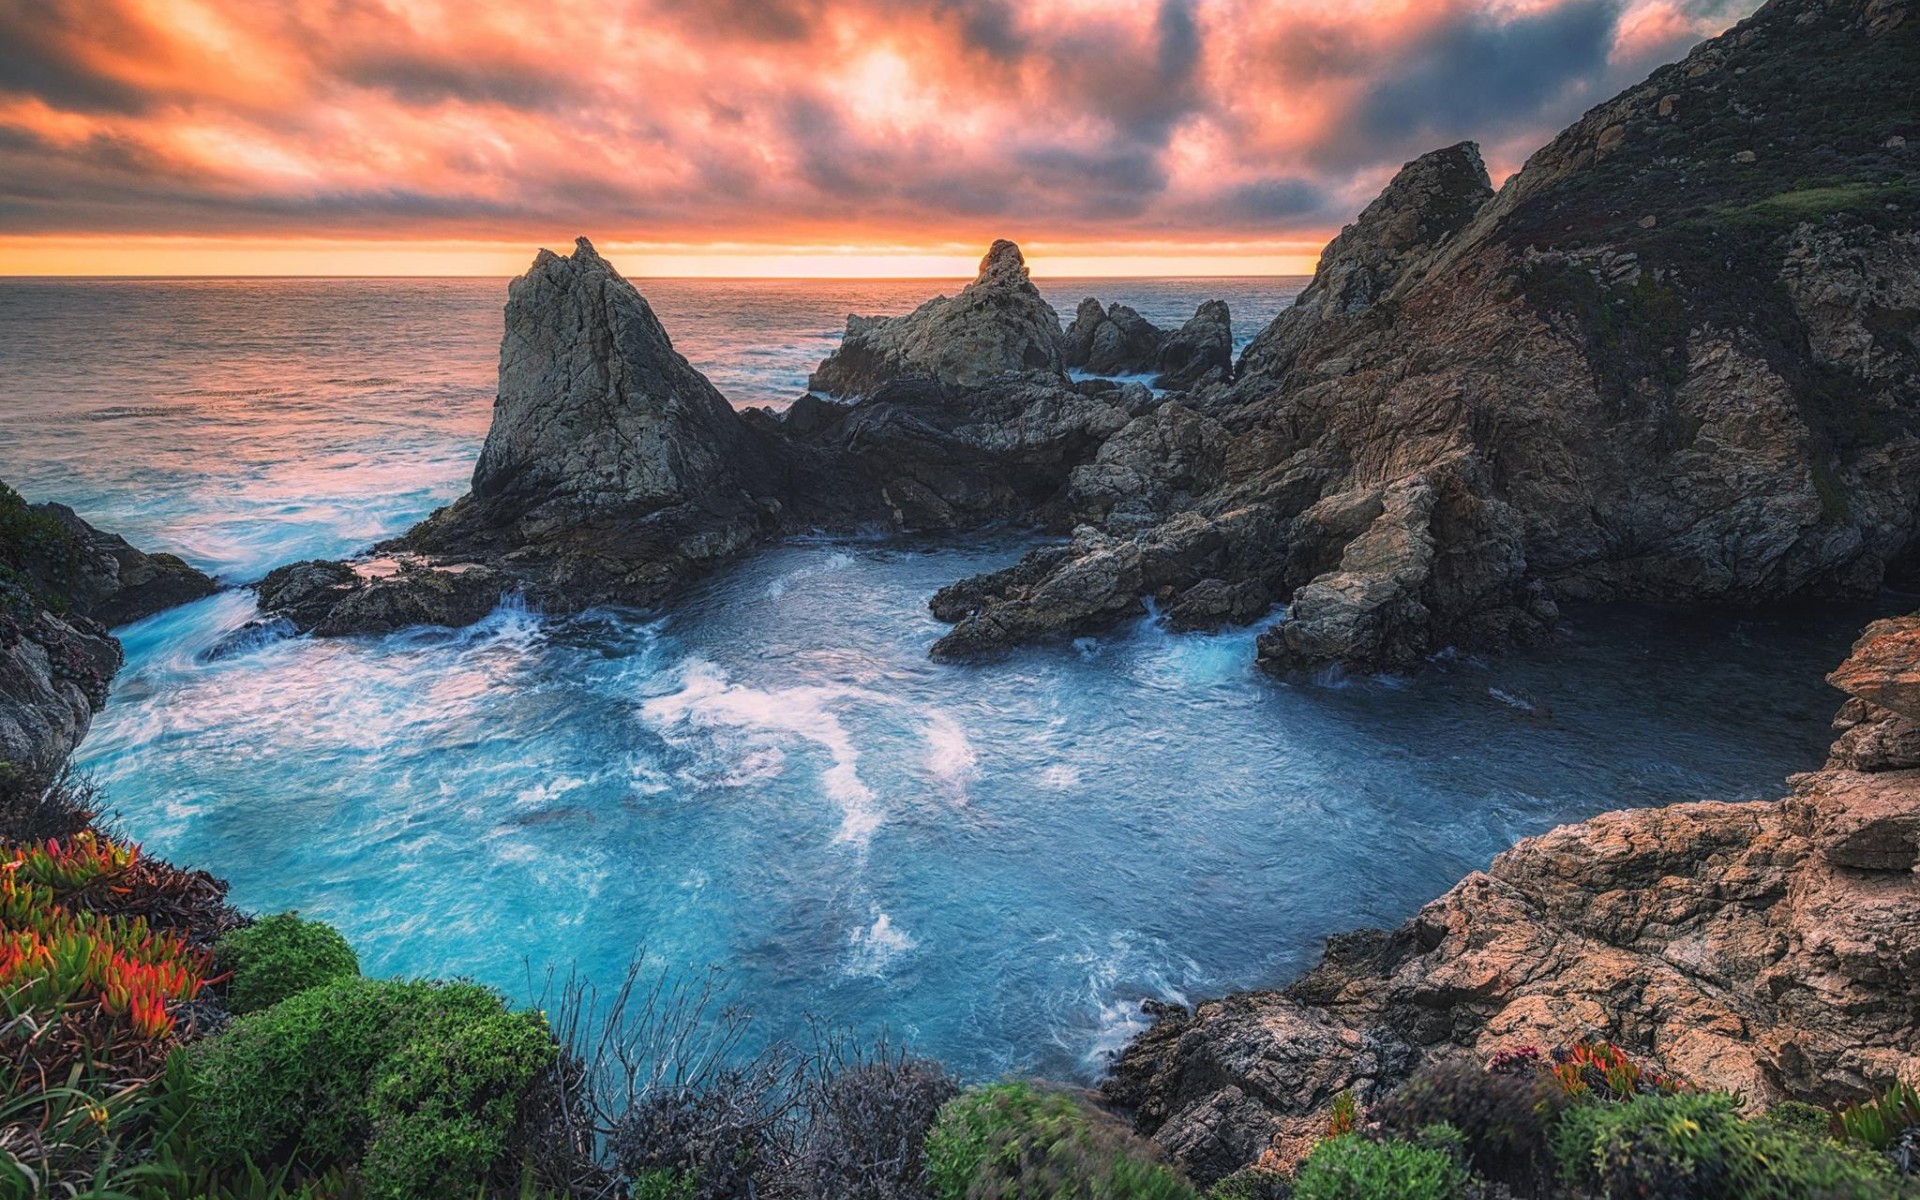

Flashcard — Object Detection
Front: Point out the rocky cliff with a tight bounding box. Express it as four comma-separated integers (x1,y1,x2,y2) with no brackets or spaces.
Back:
0,481,215,800
1104,613,1920,1184
249,0,1915,667
937,0,1920,670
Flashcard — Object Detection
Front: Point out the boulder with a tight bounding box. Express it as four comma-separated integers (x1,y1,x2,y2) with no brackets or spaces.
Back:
808,240,1066,397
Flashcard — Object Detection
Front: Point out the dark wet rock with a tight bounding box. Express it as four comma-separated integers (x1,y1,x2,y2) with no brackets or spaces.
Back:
0,483,209,792
930,508,1288,657
808,240,1066,397
255,560,360,628
257,558,509,638
309,564,509,637
1151,300,1232,390
32,505,219,626
2,484,216,629
1109,611,1920,1183
780,374,1132,532
1064,299,1167,376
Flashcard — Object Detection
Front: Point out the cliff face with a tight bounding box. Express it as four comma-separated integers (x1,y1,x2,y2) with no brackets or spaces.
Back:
937,0,1920,670
1104,614,1920,1184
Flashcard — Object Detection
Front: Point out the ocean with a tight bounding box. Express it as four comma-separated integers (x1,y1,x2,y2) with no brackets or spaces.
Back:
0,274,1878,1080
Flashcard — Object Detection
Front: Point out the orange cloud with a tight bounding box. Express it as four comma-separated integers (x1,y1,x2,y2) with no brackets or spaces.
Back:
0,0,1755,273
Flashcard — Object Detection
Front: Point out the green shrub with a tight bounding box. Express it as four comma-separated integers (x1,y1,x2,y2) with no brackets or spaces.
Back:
181,975,557,1199
630,1168,698,1200
1553,1091,1901,1199
922,1081,1196,1200
215,911,361,1014
1204,1165,1287,1200
1290,1134,1470,1200
1766,1100,1837,1142
1370,1058,1569,1189
1837,1083,1920,1152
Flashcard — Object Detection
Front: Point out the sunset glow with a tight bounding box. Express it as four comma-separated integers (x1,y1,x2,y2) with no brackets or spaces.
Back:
0,0,1758,276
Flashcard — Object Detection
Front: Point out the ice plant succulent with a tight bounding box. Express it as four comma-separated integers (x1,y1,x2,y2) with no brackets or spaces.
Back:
0,833,208,1041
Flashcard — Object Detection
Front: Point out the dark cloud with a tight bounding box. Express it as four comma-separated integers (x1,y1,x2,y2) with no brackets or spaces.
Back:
0,0,1764,248
1347,0,1619,148
0,0,158,113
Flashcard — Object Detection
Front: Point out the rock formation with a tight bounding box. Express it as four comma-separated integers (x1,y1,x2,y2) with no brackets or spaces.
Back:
936,0,1920,671
246,0,1917,666
1106,611,1920,1184
0,481,214,795
1151,300,1232,391
1063,299,1166,377
808,240,1067,397
1061,298,1234,391
264,238,1140,633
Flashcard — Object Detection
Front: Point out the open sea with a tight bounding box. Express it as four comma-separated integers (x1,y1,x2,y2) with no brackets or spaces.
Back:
0,274,1884,1080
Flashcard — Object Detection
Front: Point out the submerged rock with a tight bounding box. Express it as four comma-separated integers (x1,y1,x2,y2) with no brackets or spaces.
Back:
1107,611,1920,1184
808,240,1066,397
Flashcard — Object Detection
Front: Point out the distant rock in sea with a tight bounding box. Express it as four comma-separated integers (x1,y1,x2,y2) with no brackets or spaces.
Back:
808,239,1067,397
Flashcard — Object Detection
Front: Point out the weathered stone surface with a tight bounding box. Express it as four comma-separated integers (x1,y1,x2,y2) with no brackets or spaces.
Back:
32,505,218,627
0,607,119,787
0,484,208,792
1063,299,1166,377
1107,614,1920,1185
1152,300,1232,390
808,240,1066,397
1830,615,1920,720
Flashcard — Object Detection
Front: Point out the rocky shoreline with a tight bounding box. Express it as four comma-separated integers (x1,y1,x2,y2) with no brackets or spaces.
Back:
1102,613,1920,1183
242,0,1916,684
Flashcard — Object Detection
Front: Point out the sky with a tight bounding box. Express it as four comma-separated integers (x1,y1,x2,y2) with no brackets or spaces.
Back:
0,0,1758,277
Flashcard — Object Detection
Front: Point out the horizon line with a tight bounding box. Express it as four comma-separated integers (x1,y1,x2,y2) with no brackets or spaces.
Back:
0,272,1317,282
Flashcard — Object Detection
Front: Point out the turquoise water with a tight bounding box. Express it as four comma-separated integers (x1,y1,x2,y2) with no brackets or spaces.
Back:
0,276,1881,1081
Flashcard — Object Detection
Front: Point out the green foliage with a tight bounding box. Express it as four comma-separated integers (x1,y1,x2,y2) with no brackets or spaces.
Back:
1552,1091,1901,1199
1290,1134,1470,1200
1837,1083,1920,1152
215,911,361,1015
180,975,557,1200
629,1168,698,1200
0,482,77,573
1370,1058,1570,1189
922,1081,1196,1200
1203,1166,1287,1200
1766,1100,1838,1142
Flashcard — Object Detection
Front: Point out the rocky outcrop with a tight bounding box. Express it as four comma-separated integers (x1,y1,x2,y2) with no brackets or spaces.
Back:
265,239,790,634
1151,300,1232,391
938,0,1920,669
1060,298,1234,390
0,482,212,796
1105,614,1920,1185
808,241,1066,397
1063,300,1166,377
269,238,1144,635
1235,142,1492,384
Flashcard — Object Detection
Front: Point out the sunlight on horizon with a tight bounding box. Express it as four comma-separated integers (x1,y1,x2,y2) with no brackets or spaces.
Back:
0,237,1324,279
